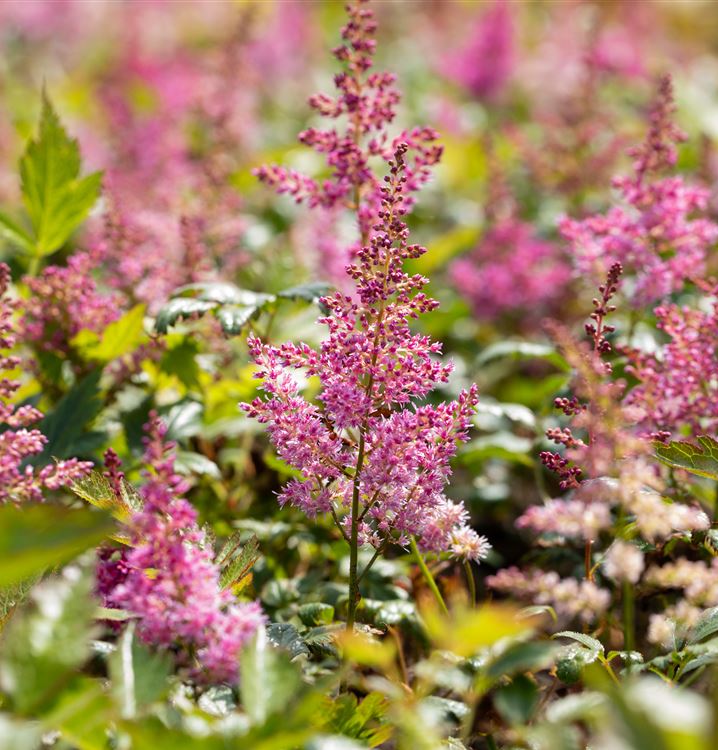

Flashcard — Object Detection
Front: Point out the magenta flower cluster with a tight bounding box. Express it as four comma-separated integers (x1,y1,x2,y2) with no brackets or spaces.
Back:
561,75,718,305
450,219,571,321
106,414,265,684
0,263,91,503
245,1,488,567
256,0,442,274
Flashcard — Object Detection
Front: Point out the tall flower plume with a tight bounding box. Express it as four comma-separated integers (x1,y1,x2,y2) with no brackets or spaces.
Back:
245,1,488,628
0,263,91,503
105,414,265,684
561,74,718,305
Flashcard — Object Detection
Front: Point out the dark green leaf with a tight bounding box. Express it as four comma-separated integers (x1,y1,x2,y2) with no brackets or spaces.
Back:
266,622,311,659
493,674,540,725
476,340,569,371
298,602,334,627
486,640,557,680
154,297,218,334
32,369,103,462
553,631,605,654
278,281,332,304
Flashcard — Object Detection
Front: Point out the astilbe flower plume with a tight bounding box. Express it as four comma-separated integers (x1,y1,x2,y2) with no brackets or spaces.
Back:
245,1,488,627
256,0,442,274
105,414,265,683
624,293,718,438
0,263,90,503
561,74,718,305
450,218,571,322
490,264,708,627
441,0,514,102
22,250,123,358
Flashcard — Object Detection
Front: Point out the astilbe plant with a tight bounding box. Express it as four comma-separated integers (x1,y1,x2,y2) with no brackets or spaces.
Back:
244,0,489,629
0,263,90,503
489,263,709,646
561,74,718,305
100,413,265,684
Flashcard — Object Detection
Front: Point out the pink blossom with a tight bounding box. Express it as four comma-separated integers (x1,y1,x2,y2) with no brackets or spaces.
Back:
441,0,514,101
0,264,91,503
108,414,265,684
450,220,571,321
561,75,718,305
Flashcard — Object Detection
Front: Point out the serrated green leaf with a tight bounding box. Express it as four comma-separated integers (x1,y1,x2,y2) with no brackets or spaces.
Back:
553,631,605,654
654,436,718,480
154,297,218,334
266,622,311,659
0,568,97,714
298,602,334,627
70,470,135,522
0,505,113,587
176,281,275,307
19,95,101,258
215,303,261,334
218,533,260,590
32,369,103,462
278,281,332,304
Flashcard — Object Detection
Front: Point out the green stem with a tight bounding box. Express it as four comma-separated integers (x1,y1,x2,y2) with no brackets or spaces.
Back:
622,579,635,652
464,560,476,607
346,432,366,632
410,536,448,615
27,254,40,277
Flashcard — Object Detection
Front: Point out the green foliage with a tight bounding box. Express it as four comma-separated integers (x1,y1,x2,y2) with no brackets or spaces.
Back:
0,568,96,714
4,95,102,259
154,280,332,335
0,504,113,587
217,532,260,590
654,436,718,480
32,369,104,462
71,304,147,363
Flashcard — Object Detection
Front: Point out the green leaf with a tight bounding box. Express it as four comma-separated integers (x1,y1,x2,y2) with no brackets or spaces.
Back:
553,631,605,654
325,692,393,747
240,629,304,726
71,304,147,363
476,340,569,371
654,436,718,480
215,303,263,335
0,505,113,587
175,450,221,479
70,470,141,522
176,281,275,307
0,210,33,253
493,674,540,725
460,432,534,467
688,607,718,644
277,281,332,304
154,297,218,334
486,640,557,680
218,533,260,590
0,568,97,714
32,369,103,462
266,622,311,660
163,399,203,441
298,602,334,627
19,94,101,258
109,622,172,717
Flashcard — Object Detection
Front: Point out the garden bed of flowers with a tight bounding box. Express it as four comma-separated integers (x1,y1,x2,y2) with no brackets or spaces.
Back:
1,1,718,748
